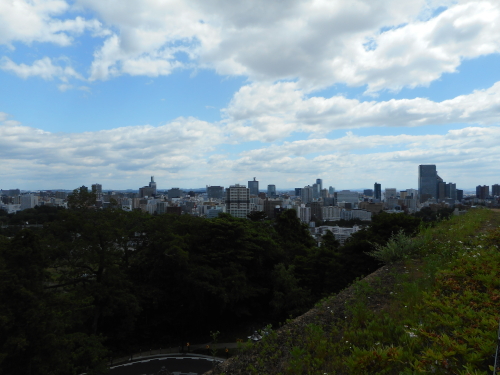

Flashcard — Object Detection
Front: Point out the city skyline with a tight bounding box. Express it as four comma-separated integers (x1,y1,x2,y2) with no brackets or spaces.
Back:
2,1,500,190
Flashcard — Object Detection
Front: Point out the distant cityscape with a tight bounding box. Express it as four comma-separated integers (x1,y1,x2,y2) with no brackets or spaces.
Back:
2,165,499,226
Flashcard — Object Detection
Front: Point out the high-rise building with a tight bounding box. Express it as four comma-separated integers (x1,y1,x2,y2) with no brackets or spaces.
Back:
312,183,320,199
437,181,446,200
139,177,156,198
295,188,302,197
328,186,335,195
418,165,437,203
320,188,328,200
316,178,323,192
149,176,157,196
267,184,276,197
363,189,373,197
445,183,457,200
248,177,259,196
206,185,224,200
457,189,464,201
92,183,103,200
385,188,397,199
492,184,500,196
476,185,489,200
374,182,381,200
301,185,313,204
226,184,250,218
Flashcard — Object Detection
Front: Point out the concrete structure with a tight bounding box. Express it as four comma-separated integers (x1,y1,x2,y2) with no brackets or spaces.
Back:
322,206,342,221
385,188,397,199
492,184,500,197
301,185,313,204
295,204,311,223
358,201,384,215
226,184,250,218
476,185,489,199
92,183,102,200
20,194,38,210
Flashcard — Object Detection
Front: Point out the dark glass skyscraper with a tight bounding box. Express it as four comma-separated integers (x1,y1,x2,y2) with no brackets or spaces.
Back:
419,164,437,202
374,182,381,200
248,177,259,196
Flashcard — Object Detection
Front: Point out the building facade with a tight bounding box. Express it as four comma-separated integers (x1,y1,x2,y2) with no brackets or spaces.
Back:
226,184,250,218
248,177,259,196
418,164,437,202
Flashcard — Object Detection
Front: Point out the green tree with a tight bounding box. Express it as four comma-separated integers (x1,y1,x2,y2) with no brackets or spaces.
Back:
0,231,108,375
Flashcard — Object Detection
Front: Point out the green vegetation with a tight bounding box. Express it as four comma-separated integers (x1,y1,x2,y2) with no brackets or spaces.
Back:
3,199,491,374
215,209,500,374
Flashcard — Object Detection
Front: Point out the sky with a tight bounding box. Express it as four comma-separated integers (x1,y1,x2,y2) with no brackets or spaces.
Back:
1,0,500,191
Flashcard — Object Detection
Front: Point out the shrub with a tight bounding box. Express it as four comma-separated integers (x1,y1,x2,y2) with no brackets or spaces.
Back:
367,230,425,264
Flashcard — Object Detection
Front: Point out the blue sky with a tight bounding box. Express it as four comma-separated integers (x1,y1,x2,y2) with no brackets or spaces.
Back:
1,0,499,191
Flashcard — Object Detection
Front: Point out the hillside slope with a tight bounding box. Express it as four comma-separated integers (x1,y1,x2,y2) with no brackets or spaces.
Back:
208,209,500,375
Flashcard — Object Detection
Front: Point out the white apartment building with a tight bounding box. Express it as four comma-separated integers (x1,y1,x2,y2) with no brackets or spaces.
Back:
20,194,38,210
294,204,311,223
322,206,342,221
226,184,250,218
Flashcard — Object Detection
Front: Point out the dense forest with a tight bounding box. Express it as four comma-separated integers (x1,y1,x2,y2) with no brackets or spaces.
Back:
0,190,424,374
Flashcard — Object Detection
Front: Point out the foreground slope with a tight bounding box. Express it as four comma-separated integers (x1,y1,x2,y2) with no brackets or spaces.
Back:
209,209,500,375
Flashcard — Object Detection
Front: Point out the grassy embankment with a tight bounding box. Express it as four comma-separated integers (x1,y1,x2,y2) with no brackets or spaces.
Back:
214,208,500,374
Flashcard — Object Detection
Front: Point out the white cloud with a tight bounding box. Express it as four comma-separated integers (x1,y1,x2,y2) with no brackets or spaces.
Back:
0,0,108,47
223,80,500,142
3,1,500,92
0,56,83,81
73,0,500,92
213,126,500,188
0,115,225,188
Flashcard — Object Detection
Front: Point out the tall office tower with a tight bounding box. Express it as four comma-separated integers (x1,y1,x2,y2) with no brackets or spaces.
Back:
267,184,277,197
149,176,157,196
329,186,335,195
445,183,457,200
385,188,397,199
312,183,320,199
476,185,489,199
457,189,464,201
92,183,103,200
248,177,259,196
295,188,302,197
320,188,328,200
492,184,500,196
437,181,446,200
418,164,437,203
363,189,374,197
301,185,313,204
206,185,224,200
316,178,323,192
374,182,382,200
226,184,250,218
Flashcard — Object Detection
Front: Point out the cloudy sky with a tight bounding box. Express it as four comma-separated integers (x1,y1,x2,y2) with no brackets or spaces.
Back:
1,0,499,191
